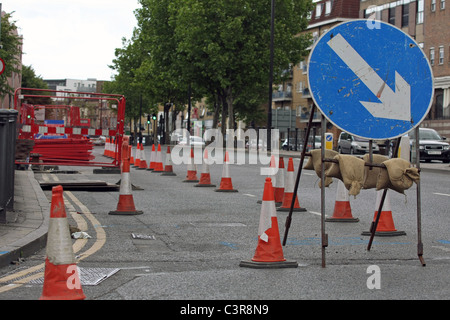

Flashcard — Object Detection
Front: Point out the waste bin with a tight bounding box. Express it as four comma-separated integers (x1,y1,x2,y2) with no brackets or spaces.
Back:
0,109,18,223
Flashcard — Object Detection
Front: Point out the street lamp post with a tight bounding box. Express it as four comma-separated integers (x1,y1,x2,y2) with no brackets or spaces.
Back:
267,0,275,152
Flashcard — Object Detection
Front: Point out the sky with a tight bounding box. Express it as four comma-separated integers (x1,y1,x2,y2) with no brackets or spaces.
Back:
1,0,139,81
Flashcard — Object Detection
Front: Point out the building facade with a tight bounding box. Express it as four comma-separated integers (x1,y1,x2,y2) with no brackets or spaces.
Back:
360,0,450,136
0,11,23,109
290,0,361,146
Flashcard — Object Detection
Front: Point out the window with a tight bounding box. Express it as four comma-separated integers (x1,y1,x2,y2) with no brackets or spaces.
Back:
325,1,332,15
389,7,395,25
430,47,435,65
439,46,444,65
402,4,409,27
417,0,424,23
316,3,323,17
441,0,446,9
431,0,436,11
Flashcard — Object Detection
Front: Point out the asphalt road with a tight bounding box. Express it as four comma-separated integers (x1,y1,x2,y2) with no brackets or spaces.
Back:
0,145,449,306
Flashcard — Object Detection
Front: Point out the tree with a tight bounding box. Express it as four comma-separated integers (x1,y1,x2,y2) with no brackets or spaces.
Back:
172,0,313,132
21,65,48,89
0,12,23,102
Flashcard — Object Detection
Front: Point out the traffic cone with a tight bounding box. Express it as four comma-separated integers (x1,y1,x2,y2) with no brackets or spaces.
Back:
257,155,277,204
362,190,406,236
277,157,306,212
274,157,285,206
215,151,238,192
152,144,164,172
195,149,216,187
109,141,143,215
129,145,135,166
133,142,141,168
40,185,86,300
137,143,148,170
147,144,156,171
103,138,109,157
161,146,176,176
326,180,359,222
240,178,297,269
183,148,199,182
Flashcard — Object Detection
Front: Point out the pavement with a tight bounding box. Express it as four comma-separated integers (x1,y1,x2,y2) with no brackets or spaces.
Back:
0,150,448,268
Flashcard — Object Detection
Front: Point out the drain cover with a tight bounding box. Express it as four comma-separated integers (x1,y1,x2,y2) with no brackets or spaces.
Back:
28,267,120,286
131,233,156,240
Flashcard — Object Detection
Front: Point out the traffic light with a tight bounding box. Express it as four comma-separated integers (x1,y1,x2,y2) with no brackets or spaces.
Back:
147,115,150,124
152,114,157,121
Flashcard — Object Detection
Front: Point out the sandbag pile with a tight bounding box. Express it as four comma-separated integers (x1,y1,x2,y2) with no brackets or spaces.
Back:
304,151,420,197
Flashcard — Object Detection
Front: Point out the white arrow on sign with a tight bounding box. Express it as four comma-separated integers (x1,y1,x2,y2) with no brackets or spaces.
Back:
327,33,411,121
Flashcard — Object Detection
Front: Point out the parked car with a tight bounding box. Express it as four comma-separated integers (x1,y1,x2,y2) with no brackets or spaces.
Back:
306,136,321,151
281,138,301,151
408,128,450,163
178,135,205,146
338,132,379,154
90,135,106,146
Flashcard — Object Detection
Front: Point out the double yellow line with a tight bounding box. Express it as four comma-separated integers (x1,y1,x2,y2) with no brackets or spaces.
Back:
0,174,106,294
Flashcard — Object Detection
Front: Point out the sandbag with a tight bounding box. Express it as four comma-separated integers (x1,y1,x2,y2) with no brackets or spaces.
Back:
376,158,420,194
305,149,339,187
335,154,365,197
362,154,389,189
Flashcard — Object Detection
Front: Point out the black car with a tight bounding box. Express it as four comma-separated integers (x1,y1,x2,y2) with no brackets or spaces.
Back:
408,128,450,163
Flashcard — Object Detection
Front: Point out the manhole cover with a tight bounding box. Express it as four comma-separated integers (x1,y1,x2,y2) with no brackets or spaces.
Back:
131,233,156,240
27,267,120,286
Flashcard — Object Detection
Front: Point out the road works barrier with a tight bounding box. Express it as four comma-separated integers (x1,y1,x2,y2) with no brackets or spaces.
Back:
14,88,125,168
40,185,86,300
240,177,297,269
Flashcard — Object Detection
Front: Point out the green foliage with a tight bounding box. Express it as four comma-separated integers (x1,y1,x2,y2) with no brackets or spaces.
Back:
108,0,313,128
0,12,23,98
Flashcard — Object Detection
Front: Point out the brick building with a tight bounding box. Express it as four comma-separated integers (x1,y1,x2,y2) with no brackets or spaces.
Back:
360,0,450,136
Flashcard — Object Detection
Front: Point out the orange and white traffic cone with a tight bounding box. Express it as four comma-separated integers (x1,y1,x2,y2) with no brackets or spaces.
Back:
195,149,216,187
40,185,86,300
240,178,297,269
129,145,135,166
103,138,109,157
274,157,285,206
277,157,306,212
326,180,359,222
362,190,405,236
257,155,277,204
133,142,141,168
183,148,199,182
137,143,148,170
215,151,238,192
109,141,143,215
152,144,164,172
147,144,156,171
161,146,176,176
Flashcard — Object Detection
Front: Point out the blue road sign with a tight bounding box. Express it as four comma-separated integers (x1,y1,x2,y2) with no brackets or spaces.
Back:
308,20,434,140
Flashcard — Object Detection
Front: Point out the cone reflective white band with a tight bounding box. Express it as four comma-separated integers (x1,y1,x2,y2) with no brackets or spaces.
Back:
258,200,277,242
46,218,76,265
119,172,132,195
